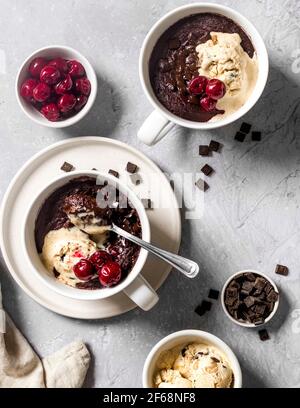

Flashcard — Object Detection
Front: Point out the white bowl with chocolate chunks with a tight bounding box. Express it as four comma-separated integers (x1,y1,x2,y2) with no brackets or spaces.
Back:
221,270,280,327
22,170,159,311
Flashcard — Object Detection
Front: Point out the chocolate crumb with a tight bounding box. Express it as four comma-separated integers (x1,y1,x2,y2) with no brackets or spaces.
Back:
208,289,219,300
258,329,270,341
61,162,74,172
209,140,221,152
275,264,288,276
126,162,138,174
108,169,119,178
252,131,262,141
235,131,246,142
195,178,209,192
201,164,214,176
199,145,210,156
240,122,252,134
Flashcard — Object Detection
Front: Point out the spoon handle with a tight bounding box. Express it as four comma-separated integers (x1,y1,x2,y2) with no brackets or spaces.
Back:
111,224,199,279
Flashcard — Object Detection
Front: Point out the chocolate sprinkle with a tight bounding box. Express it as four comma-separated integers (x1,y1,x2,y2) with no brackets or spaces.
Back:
108,169,119,178
195,178,209,192
275,264,288,276
252,131,262,141
240,122,252,134
258,329,270,341
234,131,246,142
126,162,138,174
60,162,74,172
201,164,214,176
209,140,221,152
208,289,219,300
199,145,210,156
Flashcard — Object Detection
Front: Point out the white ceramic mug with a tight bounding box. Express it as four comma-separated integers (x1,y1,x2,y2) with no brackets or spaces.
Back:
143,329,242,388
138,3,269,145
23,170,158,311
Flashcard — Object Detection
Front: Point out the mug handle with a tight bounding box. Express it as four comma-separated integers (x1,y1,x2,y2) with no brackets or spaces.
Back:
138,110,176,145
123,275,159,311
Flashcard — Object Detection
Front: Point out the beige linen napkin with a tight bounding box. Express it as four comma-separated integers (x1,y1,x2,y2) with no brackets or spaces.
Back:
0,284,90,388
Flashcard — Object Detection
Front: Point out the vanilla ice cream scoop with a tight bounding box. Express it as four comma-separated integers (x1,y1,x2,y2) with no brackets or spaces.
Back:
196,32,258,121
41,227,97,287
154,343,233,388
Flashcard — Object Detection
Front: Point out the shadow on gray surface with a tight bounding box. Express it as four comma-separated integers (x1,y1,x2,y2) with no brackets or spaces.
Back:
60,72,123,138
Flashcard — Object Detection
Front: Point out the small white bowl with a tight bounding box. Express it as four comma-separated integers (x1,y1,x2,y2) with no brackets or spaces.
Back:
22,170,159,311
221,269,280,328
15,45,97,128
143,329,242,388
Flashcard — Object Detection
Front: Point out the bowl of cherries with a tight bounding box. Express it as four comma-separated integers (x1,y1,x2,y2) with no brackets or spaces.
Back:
16,45,97,127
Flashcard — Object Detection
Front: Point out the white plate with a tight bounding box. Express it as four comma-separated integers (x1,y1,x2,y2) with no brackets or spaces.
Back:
0,137,181,319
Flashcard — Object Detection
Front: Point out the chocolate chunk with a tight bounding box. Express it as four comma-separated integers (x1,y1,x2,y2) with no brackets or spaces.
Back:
264,283,273,295
181,347,187,357
252,131,261,141
199,145,210,156
244,296,255,308
240,122,252,134
195,300,212,317
226,287,238,298
168,38,181,49
195,178,209,192
108,169,119,178
242,280,254,293
258,329,270,341
208,289,219,300
126,162,138,174
141,198,152,209
254,277,266,290
201,164,214,176
60,161,74,172
275,264,288,276
234,131,246,142
254,304,266,316
267,290,279,303
246,273,256,282
130,173,142,185
209,140,221,152
211,357,220,363
92,168,98,171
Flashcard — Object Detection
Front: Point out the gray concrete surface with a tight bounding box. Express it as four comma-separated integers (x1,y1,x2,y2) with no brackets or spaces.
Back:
0,0,300,388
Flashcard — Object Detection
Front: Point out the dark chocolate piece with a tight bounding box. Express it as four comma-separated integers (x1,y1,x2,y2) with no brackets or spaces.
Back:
92,168,98,171
126,162,138,174
141,198,152,209
60,162,74,172
258,329,270,341
267,290,279,303
275,264,288,276
195,300,212,317
209,140,221,152
252,131,261,141
201,164,213,176
234,131,246,142
199,145,210,156
108,169,119,178
244,296,255,308
195,178,209,192
208,289,219,300
240,122,252,134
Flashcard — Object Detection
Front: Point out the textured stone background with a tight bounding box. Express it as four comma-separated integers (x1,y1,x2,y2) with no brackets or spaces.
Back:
0,0,300,388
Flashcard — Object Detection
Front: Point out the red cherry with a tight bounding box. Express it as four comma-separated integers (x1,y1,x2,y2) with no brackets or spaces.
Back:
40,65,61,85
48,57,68,74
74,94,88,112
73,259,94,281
98,261,122,287
200,96,217,112
40,103,60,121
57,93,76,112
205,79,226,100
75,77,91,96
29,57,47,78
32,82,51,102
55,74,73,94
20,78,38,100
67,60,85,78
188,76,207,95
90,251,112,269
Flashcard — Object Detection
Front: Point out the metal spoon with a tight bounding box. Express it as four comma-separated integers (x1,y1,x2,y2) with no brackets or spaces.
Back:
67,214,199,279
110,223,199,279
